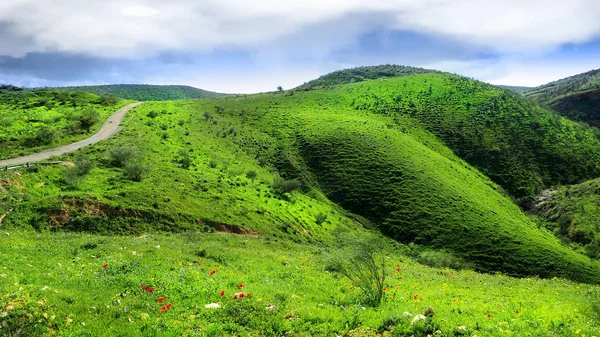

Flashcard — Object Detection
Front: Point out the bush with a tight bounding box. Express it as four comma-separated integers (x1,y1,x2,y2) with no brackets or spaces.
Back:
123,161,148,182
107,146,137,167
61,156,94,188
147,110,159,118
245,170,258,180
160,124,168,130
32,127,56,145
315,212,328,225
179,149,191,169
79,108,99,132
332,237,387,307
272,177,301,194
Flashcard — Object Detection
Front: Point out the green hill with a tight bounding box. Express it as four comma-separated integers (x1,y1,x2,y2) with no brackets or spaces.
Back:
295,64,438,91
56,84,225,101
495,85,533,93
524,68,600,124
3,73,600,283
0,89,130,160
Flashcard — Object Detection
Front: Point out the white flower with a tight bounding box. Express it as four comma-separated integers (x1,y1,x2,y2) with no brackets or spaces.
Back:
204,303,220,309
411,314,427,325
403,312,412,317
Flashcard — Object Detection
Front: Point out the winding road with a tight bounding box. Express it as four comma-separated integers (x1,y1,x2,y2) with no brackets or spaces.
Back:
0,102,143,167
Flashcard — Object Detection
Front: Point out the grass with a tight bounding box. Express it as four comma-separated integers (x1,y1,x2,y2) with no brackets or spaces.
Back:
0,89,131,160
0,230,599,336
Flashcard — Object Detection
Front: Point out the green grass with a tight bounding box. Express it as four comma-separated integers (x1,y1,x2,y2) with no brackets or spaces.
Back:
56,84,225,101
1,230,599,336
0,89,131,160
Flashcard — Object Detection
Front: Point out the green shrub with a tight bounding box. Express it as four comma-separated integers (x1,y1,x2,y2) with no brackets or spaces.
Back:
245,170,258,180
315,212,328,225
179,149,191,169
160,124,168,130
107,146,137,167
147,110,159,118
272,177,301,194
123,161,149,182
79,108,99,132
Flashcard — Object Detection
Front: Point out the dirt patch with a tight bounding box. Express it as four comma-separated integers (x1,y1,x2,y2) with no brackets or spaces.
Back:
198,219,261,236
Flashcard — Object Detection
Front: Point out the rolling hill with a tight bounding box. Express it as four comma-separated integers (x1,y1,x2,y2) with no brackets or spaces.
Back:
56,84,225,101
524,68,600,124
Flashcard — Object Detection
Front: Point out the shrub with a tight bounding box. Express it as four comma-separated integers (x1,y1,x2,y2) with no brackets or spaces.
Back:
32,127,56,145
160,124,168,130
147,110,159,118
332,237,387,307
179,149,191,169
123,161,148,182
79,108,99,132
315,212,328,225
107,146,136,167
178,119,185,126
245,170,258,180
62,156,94,188
161,132,169,140
272,177,301,194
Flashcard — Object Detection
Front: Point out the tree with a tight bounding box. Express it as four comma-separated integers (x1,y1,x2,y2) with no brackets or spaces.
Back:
79,108,100,133
277,86,283,92
99,93,119,106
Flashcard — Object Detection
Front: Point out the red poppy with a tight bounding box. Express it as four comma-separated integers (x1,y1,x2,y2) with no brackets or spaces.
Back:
166,303,172,309
239,293,244,298
220,290,225,296
147,287,155,292
102,263,109,268
141,285,147,290
396,268,401,273
515,310,519,314
160,306,166,313
158,297,165,303
238,284,244,289
413,294,418,300
210,270,216,275
487,314,491,319
233,295,238,300
382,287,387,291
419,297,423,301
246,293,251,297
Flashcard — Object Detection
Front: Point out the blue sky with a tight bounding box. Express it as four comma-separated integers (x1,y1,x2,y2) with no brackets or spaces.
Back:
1,0,600,93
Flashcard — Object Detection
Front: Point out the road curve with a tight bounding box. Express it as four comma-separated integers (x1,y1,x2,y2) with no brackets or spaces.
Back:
0,102,143,167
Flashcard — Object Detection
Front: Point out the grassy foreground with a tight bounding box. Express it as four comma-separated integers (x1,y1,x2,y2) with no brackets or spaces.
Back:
1,230,599,336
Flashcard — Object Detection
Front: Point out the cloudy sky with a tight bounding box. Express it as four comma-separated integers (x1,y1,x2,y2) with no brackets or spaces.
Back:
1,0,600,93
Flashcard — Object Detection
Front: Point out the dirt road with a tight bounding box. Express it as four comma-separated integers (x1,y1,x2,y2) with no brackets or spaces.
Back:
0,102,143,167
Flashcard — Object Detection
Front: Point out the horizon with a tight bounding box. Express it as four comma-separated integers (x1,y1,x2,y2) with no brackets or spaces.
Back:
2,1,600,93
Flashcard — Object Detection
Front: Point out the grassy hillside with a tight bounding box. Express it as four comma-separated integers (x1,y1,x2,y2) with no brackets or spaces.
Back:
0,89,130,160
295,65,438,91
1,230,599,336
529,178,600,260
524,68,600,124
3,77,600,283
57,84,224,101
495,85,533,93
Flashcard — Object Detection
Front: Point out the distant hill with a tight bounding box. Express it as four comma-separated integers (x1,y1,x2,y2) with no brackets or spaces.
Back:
294,64,439,90
55,84,225,101
524,68,600,124
495,85,533,93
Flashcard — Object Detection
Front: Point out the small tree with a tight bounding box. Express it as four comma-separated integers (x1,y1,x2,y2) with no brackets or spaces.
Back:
107,146,137,167
123,161,148,182
79,108,100,133
179,149,191,169
99,93,119,106
277,86,283,92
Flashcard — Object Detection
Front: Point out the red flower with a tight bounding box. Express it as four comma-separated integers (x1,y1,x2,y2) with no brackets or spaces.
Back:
382,287,387,291
419,297,423,301
141,285,147,290
160,306,166,313
166,303,172,309
239,293,244,298
146,287,155,292
487,314,491,319
246,293,251,297
220,290,225,296
413,294,418,300
158,297,165,303
233,295,238,300
102,263,109,268
396,268,401,273
210,270,216,275
349,286,355,290
237,284,244,289
515,309,519,314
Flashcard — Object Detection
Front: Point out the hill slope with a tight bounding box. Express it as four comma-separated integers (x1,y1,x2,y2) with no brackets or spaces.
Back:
295,64,438,91
524,68,600,124
56,84,224,101
3,74,600,283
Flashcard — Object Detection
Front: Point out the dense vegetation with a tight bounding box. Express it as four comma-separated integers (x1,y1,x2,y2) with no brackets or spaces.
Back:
495,85,533,94
295,65,438,91
524,68,600,123
0,89,129,160
529,178,600,260
56,84,224,101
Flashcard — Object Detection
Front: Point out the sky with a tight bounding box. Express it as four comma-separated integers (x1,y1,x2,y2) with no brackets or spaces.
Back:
1,0,600,93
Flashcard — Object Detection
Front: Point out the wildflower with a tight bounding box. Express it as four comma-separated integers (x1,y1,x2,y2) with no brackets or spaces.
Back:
383,287,387,291
210,270,216,275
102,264,109,268
238,284,244,289
413,294,418,300
166,304,172,309
396,268,401,273
233,295,238,300
246,293,252,297
515,309,519,314
205,303,220,309
146,287,155,292
487,314,491,319
220,290,225,296
160,306,166,313
158,297,165,303
419,297,423,301
349,286,355,290
239,293,245,298
141,285,147,290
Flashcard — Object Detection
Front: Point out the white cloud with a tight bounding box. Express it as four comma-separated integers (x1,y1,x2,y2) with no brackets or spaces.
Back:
1,0,599,58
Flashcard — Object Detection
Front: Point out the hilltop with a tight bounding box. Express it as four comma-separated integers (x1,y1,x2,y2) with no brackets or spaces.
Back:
524,68,600,124
56,84,225,101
